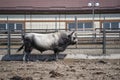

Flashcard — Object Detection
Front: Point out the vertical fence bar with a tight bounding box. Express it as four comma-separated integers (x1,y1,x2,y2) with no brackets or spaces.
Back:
94,28,97,42
7,17,11,55
75,16,78,31
75,16,78,48
103,27,106,54
119,31,120,39
55,16,58,32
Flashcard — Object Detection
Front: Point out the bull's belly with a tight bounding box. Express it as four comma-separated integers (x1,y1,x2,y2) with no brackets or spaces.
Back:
33,45,66,53
32,43,53,52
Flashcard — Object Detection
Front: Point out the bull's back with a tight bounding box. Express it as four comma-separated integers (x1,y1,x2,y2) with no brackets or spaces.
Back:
30,33,59,50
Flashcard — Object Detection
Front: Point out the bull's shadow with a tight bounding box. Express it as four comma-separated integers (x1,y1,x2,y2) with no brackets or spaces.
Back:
1,53,67,61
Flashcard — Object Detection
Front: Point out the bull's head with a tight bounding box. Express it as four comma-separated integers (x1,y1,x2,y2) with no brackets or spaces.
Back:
68,31,78,45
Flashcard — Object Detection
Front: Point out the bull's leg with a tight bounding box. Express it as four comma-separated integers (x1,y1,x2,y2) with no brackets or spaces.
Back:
23,51,32,61
54,50,59,61
23,46,32,61
23,51,28,61
55,52,59,61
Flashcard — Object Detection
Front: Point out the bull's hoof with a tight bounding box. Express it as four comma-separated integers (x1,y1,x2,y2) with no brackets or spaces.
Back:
23,58,29,62
54,57,59,61
53,54,59,61
44,58,49,62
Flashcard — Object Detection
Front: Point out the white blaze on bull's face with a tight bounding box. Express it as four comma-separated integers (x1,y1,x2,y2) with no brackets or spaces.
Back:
68,31,78,45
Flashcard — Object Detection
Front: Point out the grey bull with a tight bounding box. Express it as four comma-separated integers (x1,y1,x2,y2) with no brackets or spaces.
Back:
17,31,77,61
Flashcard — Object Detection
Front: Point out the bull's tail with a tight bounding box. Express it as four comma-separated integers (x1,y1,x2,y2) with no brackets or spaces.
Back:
17,44,24,52
17,35,25,52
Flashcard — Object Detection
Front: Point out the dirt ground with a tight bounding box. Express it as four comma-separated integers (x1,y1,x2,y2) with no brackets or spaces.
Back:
0,59,120,80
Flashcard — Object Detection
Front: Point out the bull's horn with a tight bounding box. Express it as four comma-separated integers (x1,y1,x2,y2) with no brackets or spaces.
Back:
70,31,75,35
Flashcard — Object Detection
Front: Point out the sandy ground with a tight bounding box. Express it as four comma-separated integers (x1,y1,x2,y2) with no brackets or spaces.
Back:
0,59,120,80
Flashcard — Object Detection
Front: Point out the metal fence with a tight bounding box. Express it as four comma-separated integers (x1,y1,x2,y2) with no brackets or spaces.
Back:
0,28,120,55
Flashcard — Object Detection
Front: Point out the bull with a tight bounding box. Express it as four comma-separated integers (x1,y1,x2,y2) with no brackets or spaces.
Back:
17,31,77,61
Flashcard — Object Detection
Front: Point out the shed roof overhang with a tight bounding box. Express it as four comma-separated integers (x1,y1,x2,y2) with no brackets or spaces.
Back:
0,0,120,14
0,7,120,14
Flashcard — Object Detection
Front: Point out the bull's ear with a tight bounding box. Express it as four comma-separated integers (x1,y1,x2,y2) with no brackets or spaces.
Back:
68,31,75,38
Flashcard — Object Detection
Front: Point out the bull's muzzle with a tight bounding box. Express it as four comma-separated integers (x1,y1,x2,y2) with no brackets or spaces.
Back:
71,39,78,45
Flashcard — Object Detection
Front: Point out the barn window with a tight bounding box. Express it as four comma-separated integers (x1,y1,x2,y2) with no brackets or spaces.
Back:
16,23,23,30
111,22,119,29
103,22,119,30
68,23,76,31
78,23,83,28
85,22,92,28
0,22,23,32
68,22,93,31
103,22,110,29
8,23,15,31
0,23,6,30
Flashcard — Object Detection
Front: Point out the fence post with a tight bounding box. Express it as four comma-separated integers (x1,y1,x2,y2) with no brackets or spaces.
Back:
94,29,97,42
7,16,11,56
103,27,106,54
75,16,78,48
7,23,11,55
119,31,120,39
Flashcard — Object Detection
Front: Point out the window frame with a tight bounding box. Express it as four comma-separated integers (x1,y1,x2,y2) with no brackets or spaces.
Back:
0,22,24,32
0,23,7,30
68,22,93,31
102,21,120,30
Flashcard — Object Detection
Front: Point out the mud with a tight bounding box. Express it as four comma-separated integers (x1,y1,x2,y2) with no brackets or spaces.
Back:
0,59,120,80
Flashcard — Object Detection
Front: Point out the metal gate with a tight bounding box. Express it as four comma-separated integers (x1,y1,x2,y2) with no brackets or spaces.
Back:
0,28,23,55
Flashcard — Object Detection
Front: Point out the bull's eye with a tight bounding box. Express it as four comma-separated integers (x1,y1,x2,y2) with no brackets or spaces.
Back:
73,37,76,40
